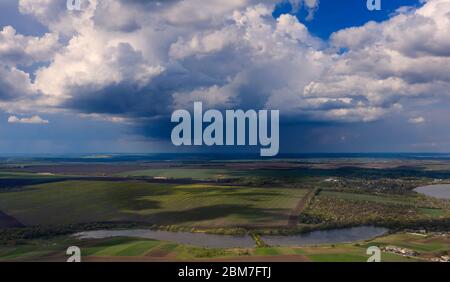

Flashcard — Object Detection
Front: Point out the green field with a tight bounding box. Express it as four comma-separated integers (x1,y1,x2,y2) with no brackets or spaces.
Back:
0,160,449,262
0,180,308,227
82,237,161,257
118,168,234,180
371,233,450,254
0,233,430,262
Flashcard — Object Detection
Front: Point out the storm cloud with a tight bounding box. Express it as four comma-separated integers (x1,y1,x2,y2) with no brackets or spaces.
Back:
0,0,449,150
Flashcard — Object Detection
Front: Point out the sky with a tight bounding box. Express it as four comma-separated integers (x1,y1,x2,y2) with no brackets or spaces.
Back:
1,0,450,155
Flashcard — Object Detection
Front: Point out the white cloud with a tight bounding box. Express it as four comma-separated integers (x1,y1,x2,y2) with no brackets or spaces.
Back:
8,115,49,124
0,0,448,129
18,0,89,35
304,0,450,121
0,26,60,66
409,116,426,124
163,0,250,25
0,65,36,101
289,0,320,20
0,25,60,113
173,74,246,109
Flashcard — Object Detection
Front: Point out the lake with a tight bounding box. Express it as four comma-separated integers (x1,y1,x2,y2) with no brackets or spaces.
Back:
261,226,388,247
75,226,388,248
75,229,255,248
414,184,450,199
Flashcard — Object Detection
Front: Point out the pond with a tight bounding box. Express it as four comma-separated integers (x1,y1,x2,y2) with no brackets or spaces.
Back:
414,184,450,200
261,226,388,247
75,229,255,248
75,226,388,248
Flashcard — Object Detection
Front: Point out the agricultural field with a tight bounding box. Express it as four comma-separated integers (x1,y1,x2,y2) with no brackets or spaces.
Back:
0,180,308,227
371,233,450,256
2,232,443,262
0,157,449,262
117,168,234,180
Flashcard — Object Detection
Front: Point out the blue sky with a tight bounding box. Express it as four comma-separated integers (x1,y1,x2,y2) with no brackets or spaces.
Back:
1,0,450,155
0,1,47,36
274,0,423,39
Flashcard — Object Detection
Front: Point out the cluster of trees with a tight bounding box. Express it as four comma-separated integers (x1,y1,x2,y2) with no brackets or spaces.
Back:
300,195,450,232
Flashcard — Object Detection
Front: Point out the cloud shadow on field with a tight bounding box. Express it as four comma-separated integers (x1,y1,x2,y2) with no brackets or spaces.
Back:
127,199,162,211
147,204,288,225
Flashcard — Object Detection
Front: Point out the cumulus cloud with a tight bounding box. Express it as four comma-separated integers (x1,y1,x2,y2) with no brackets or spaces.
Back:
0,25,57,108
0,0,448,139
20,1,327,120
0,25,58,119
8,115,49,124
305,0,450,121
0,65,36,101
0,26,60,66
